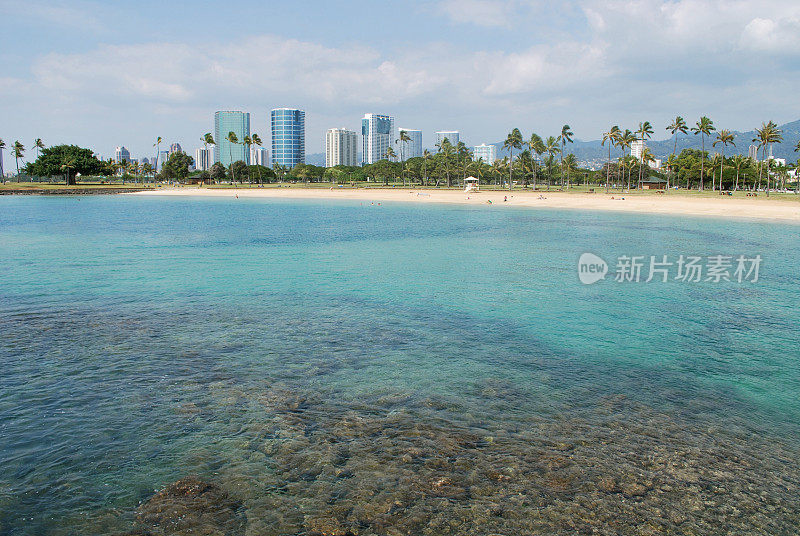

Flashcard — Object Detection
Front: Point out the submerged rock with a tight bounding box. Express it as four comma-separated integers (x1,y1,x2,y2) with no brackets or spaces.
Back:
135,477,243,535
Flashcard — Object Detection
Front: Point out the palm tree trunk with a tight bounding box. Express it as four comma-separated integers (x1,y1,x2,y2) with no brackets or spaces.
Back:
700,136,705,190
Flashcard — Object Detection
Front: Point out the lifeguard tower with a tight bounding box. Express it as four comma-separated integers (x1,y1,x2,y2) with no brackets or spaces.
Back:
464,176,480,192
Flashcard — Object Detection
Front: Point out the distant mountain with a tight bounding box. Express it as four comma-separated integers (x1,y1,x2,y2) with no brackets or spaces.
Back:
305,153,325,166
491,119,800,167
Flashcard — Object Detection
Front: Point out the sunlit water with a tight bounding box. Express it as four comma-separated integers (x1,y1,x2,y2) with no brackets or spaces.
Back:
1,195,799,535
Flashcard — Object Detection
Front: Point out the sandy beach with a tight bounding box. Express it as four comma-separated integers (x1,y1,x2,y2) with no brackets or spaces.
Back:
133,187,800,223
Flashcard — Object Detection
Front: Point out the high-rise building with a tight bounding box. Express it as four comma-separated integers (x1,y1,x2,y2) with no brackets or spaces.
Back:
362,113,395,164
271,108,305,169
159,150,170,170
325,128,359,167
169,142,182,155
215,111,251,167
141,157,150,166
250,146,270,167
397,128,422,160
473,144,497,165
435,131,460,148
748,144,758,161
115,146,131,163
631,140,645,160
195,148,213,171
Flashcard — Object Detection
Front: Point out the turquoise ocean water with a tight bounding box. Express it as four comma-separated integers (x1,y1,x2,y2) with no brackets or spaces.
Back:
0,195,798,534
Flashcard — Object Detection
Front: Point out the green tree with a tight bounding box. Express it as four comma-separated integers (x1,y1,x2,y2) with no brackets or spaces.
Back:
12,141,25,176
730,154,746,191
712,130,735,191
210,162,226,182
753,121,782,196
161,151,194,182
0,138,5,181
60,156,76,185
635,121,654,190
33,138,45,160
691,116,715,190
422,149,431,186
397,129,411,163
558,124,573,188
226,131,239,182
153,136,163,176
666,116,688,191
24,145,106,183
503,128,523,190
251,134,264,183
528,134,545,190
434,139,454,187
601,126,620,193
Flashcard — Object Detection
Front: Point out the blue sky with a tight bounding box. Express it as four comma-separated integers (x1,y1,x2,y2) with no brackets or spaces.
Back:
2,0,799,159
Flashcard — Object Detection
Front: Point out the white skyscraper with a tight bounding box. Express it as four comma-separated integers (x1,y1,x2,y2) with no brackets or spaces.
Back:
250,146,270,167
436,131,460,148
631,140,645,160
115,146,131,163
195,148,213,171
362,113,395,164
748,144,759,161
473,144,497,165
397,129,422,160
326,128,359,167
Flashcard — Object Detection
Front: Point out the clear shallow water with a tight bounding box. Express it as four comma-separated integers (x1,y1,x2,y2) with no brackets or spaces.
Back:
0,195,799,535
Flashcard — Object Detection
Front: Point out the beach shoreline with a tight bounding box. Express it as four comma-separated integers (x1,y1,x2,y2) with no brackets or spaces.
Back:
131,187,800,223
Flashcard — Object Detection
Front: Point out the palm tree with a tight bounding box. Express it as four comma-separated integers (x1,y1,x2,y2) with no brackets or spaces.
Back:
397,130,410,162
434,140,454,187
558,125,574,188
33,138,45,160
251,134,263,184
422,149,431,186
243,135,253,183
0,138,5,181
563,153,578,188
12,141,25,177
731,154,747,191
227,131,239,183
753,121,783,196
665,154,679,190
153,136,163,175
795,141,800,193
712,130,735,191
618,130,636,191
602,126,620,193
635,121,654,190
691,117,715,190
528,133,544,191
639,149,656,187
60,156,76,185
665,116,688,192
543,136,560,189
503,128,523,190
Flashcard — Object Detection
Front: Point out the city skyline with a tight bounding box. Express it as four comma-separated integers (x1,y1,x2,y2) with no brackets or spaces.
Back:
3,0,798,161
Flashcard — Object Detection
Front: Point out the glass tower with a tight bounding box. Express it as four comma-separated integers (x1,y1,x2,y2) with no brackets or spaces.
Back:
397,128,422,160
362,113,395,165
271,108,305,169
214,111,250,167
435,131,460,148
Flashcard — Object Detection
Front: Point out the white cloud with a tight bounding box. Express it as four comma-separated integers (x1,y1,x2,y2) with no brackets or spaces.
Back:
741,17,800,52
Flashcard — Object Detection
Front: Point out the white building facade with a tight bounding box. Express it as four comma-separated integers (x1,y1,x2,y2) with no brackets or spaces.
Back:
473,144,496,165
195,148,213,171
115,146,131,163
397,129,422,160
362,113,395,164
630,140,645,160
326,128,359,167
435,131,460,148
250,146,270,167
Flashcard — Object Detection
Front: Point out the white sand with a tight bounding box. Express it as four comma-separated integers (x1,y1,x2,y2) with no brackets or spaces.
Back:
132,187,800,223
